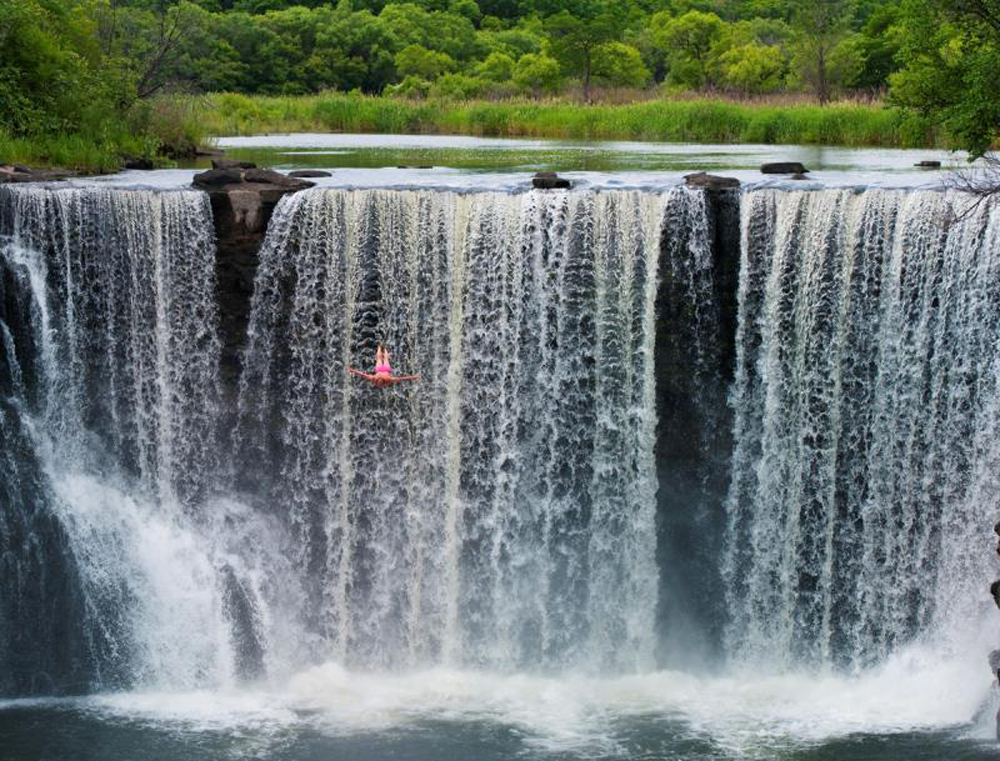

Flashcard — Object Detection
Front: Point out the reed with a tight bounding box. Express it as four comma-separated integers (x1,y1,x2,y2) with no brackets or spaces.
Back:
194,92,941,149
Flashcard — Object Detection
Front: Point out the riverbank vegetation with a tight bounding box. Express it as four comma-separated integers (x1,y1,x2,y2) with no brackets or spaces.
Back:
197,92,934,148
1,0,997,171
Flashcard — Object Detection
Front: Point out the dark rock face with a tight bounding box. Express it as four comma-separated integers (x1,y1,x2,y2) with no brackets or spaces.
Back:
123,158,155,171
532,171,571,189
289,169,333,178
761,162,809,174
915,160,942,168
0,165,74,183
684,172,740,189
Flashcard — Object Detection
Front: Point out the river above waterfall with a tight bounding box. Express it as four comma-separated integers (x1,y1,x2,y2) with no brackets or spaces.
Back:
83,132,972,190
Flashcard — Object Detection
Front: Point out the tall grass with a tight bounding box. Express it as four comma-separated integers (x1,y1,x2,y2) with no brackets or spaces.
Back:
0,94,210,173
197,92,942,149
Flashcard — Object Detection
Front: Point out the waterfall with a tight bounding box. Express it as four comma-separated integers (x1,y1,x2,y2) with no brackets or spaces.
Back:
0,186,275,692
2,179,999,700
235,187,674,672
723,187,1000,670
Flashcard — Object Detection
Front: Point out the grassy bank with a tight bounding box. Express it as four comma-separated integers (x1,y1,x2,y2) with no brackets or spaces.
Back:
199,92,941,149
0,96,208,174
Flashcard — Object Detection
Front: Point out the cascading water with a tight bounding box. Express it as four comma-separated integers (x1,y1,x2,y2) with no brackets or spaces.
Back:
724,187,1000,671
235,187,676,673
0,186,277,693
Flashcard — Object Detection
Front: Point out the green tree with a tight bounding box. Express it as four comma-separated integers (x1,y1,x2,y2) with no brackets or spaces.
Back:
655,10,726,90
1,0,126,135
544,1,621,102
394,43,456,78
849,3,901,92
891,0,1000,158
512,51,562,96
717,41,785,93
591,41,649,87
475,50,515,81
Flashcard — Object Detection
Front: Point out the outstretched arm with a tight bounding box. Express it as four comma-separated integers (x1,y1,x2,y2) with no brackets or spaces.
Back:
348,367,379,381
390,375,420,382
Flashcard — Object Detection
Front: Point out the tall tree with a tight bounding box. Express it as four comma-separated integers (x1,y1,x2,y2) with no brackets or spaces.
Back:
790,0,853,104
544,0,621,102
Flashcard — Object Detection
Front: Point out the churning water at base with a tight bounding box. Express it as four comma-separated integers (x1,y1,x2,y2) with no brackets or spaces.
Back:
1,182,1000,759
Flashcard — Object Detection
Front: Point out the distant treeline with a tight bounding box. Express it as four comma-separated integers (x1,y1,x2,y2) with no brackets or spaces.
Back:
83,0,906,103
1,0,998,169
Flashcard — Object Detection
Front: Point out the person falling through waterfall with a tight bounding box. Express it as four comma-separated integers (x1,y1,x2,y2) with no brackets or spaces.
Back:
348,344,419,388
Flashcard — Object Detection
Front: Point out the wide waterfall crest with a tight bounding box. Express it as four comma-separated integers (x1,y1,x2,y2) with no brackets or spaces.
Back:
723,187,1000,670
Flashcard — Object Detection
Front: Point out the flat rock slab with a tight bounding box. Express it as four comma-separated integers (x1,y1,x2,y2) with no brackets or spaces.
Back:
761,162,809,174
684,172,740,189
192,167,314,192
0,165,74,183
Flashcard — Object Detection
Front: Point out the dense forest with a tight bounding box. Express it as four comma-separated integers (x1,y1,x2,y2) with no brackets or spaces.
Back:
2,0,999,166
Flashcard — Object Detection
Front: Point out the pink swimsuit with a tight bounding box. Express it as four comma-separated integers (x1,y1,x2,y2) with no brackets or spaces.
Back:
375,364,392,375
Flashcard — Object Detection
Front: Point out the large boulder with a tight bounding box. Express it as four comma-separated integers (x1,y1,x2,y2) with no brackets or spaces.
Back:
193,168,248,187
533,171,571,189
123,158,155,170
761,162,809,174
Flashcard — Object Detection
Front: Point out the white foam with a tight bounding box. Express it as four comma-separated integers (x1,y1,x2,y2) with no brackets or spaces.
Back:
41,629,992,758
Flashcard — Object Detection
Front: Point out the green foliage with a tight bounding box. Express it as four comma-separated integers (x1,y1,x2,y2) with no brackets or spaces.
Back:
395,44,457,79
655,10,727,89
545,3,621,99
591,42,650,88
430,72,491,98
889,0,1000,157
475,51,516,81
717,42,785,94
512,53,563,95
788,0,855,104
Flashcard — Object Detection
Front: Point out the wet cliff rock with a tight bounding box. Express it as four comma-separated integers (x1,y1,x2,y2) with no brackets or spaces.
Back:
192,165,314,387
